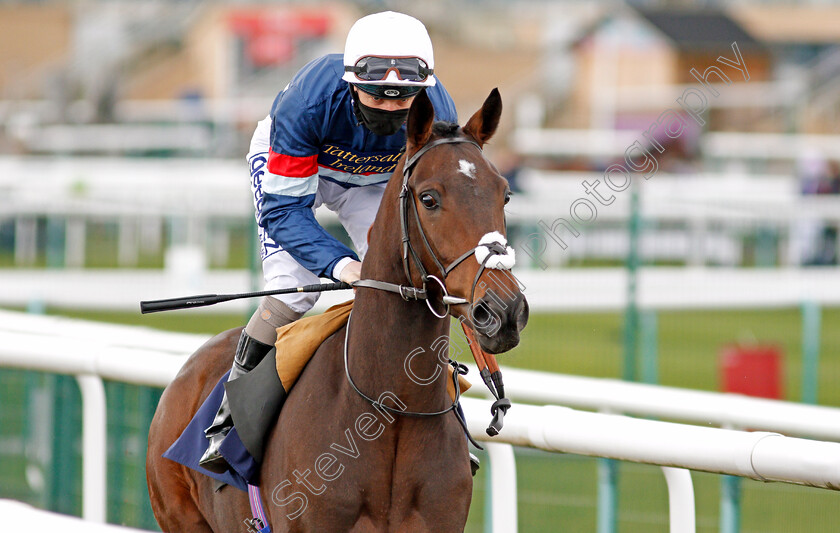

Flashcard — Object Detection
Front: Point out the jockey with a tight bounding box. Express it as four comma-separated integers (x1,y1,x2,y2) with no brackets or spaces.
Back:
200,11,459,473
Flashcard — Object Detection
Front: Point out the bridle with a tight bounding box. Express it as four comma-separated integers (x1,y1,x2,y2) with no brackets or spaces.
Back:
345,136,513,441
353,136,511,318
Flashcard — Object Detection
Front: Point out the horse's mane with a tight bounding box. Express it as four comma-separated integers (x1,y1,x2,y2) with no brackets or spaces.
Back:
432,121,461,138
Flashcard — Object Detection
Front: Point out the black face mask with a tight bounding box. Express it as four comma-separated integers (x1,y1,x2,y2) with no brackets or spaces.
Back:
352,92,409,136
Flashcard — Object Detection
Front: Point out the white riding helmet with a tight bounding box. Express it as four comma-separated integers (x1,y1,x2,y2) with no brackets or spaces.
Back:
342,11,436,88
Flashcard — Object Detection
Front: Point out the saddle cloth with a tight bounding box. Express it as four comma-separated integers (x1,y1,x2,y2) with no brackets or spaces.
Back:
162,299,471,488
273,299,471,398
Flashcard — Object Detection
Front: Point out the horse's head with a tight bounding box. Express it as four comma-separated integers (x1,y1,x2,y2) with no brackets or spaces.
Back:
399,88,529,354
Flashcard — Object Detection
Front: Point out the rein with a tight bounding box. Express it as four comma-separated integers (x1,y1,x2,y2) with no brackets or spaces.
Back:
342,310,484,449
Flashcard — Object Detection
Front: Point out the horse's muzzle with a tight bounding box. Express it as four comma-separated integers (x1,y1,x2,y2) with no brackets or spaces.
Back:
469,292,529,354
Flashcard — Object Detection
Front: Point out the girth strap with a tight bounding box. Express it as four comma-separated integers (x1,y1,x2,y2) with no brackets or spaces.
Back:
247,484,271,533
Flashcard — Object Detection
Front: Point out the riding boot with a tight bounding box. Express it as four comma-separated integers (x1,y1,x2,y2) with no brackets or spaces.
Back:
469,452,480,476
199,331,274,473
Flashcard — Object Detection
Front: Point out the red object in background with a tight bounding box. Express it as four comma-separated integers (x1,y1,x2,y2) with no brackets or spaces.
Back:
228,9,332,67
249,34,295,66
720,344,783,399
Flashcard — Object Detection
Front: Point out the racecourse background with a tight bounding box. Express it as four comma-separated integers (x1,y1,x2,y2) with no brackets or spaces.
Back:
1,287,838,531
4,0,840,531
3,130,840,533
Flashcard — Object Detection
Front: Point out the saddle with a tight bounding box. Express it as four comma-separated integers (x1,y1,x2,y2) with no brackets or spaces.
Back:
164,299,471,489
228,298,471,462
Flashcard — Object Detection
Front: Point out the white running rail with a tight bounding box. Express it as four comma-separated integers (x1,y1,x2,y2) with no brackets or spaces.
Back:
2,310,840,532
0,499,150,533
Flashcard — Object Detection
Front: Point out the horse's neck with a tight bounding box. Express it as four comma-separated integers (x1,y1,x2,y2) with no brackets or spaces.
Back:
346,190,452,410
348,292,449,406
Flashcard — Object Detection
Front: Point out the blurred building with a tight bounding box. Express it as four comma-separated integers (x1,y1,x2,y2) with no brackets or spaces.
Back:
553,7,770,131
0,3,359,157
2,1,840,270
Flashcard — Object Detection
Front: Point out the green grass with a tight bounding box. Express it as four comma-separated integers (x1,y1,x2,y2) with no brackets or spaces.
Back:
3,305,839,531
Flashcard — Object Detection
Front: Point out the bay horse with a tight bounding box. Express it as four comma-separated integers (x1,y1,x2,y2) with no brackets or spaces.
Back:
146,88,529,532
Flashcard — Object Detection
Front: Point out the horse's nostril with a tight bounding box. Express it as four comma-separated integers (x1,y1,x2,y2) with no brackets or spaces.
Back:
470,300,498,336
471,301,490,323
470,299,502,337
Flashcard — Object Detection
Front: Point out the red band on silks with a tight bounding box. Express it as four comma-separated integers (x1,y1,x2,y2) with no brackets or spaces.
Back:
267,149,318,178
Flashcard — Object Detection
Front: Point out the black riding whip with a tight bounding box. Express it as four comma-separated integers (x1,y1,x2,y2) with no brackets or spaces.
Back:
139,282,352,314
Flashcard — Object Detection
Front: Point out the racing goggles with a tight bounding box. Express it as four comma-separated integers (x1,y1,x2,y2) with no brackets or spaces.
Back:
345,56,433,82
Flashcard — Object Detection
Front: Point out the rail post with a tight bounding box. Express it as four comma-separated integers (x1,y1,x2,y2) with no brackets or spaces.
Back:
485,443,518,533
801,300,821,405
76,374,107,523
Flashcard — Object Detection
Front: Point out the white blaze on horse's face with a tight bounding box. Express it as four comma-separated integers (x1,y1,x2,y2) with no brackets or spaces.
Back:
458,159,477,179
474,231,516,270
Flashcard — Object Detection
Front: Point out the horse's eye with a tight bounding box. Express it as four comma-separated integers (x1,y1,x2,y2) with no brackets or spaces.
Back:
420,192,439,209
504,191,512,205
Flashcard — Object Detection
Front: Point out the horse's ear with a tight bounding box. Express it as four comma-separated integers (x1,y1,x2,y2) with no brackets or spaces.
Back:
463,88,502,147
406,89,435,150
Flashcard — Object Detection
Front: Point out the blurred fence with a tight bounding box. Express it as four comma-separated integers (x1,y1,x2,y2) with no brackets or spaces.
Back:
2,310,840,532
3,266,840,314
2,156,840,270
509,169,840,269
0,371,162,529
0,313,201,529
512,129,840,165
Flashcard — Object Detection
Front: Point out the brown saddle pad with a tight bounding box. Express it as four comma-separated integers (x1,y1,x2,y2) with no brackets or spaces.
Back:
275,298,470,398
